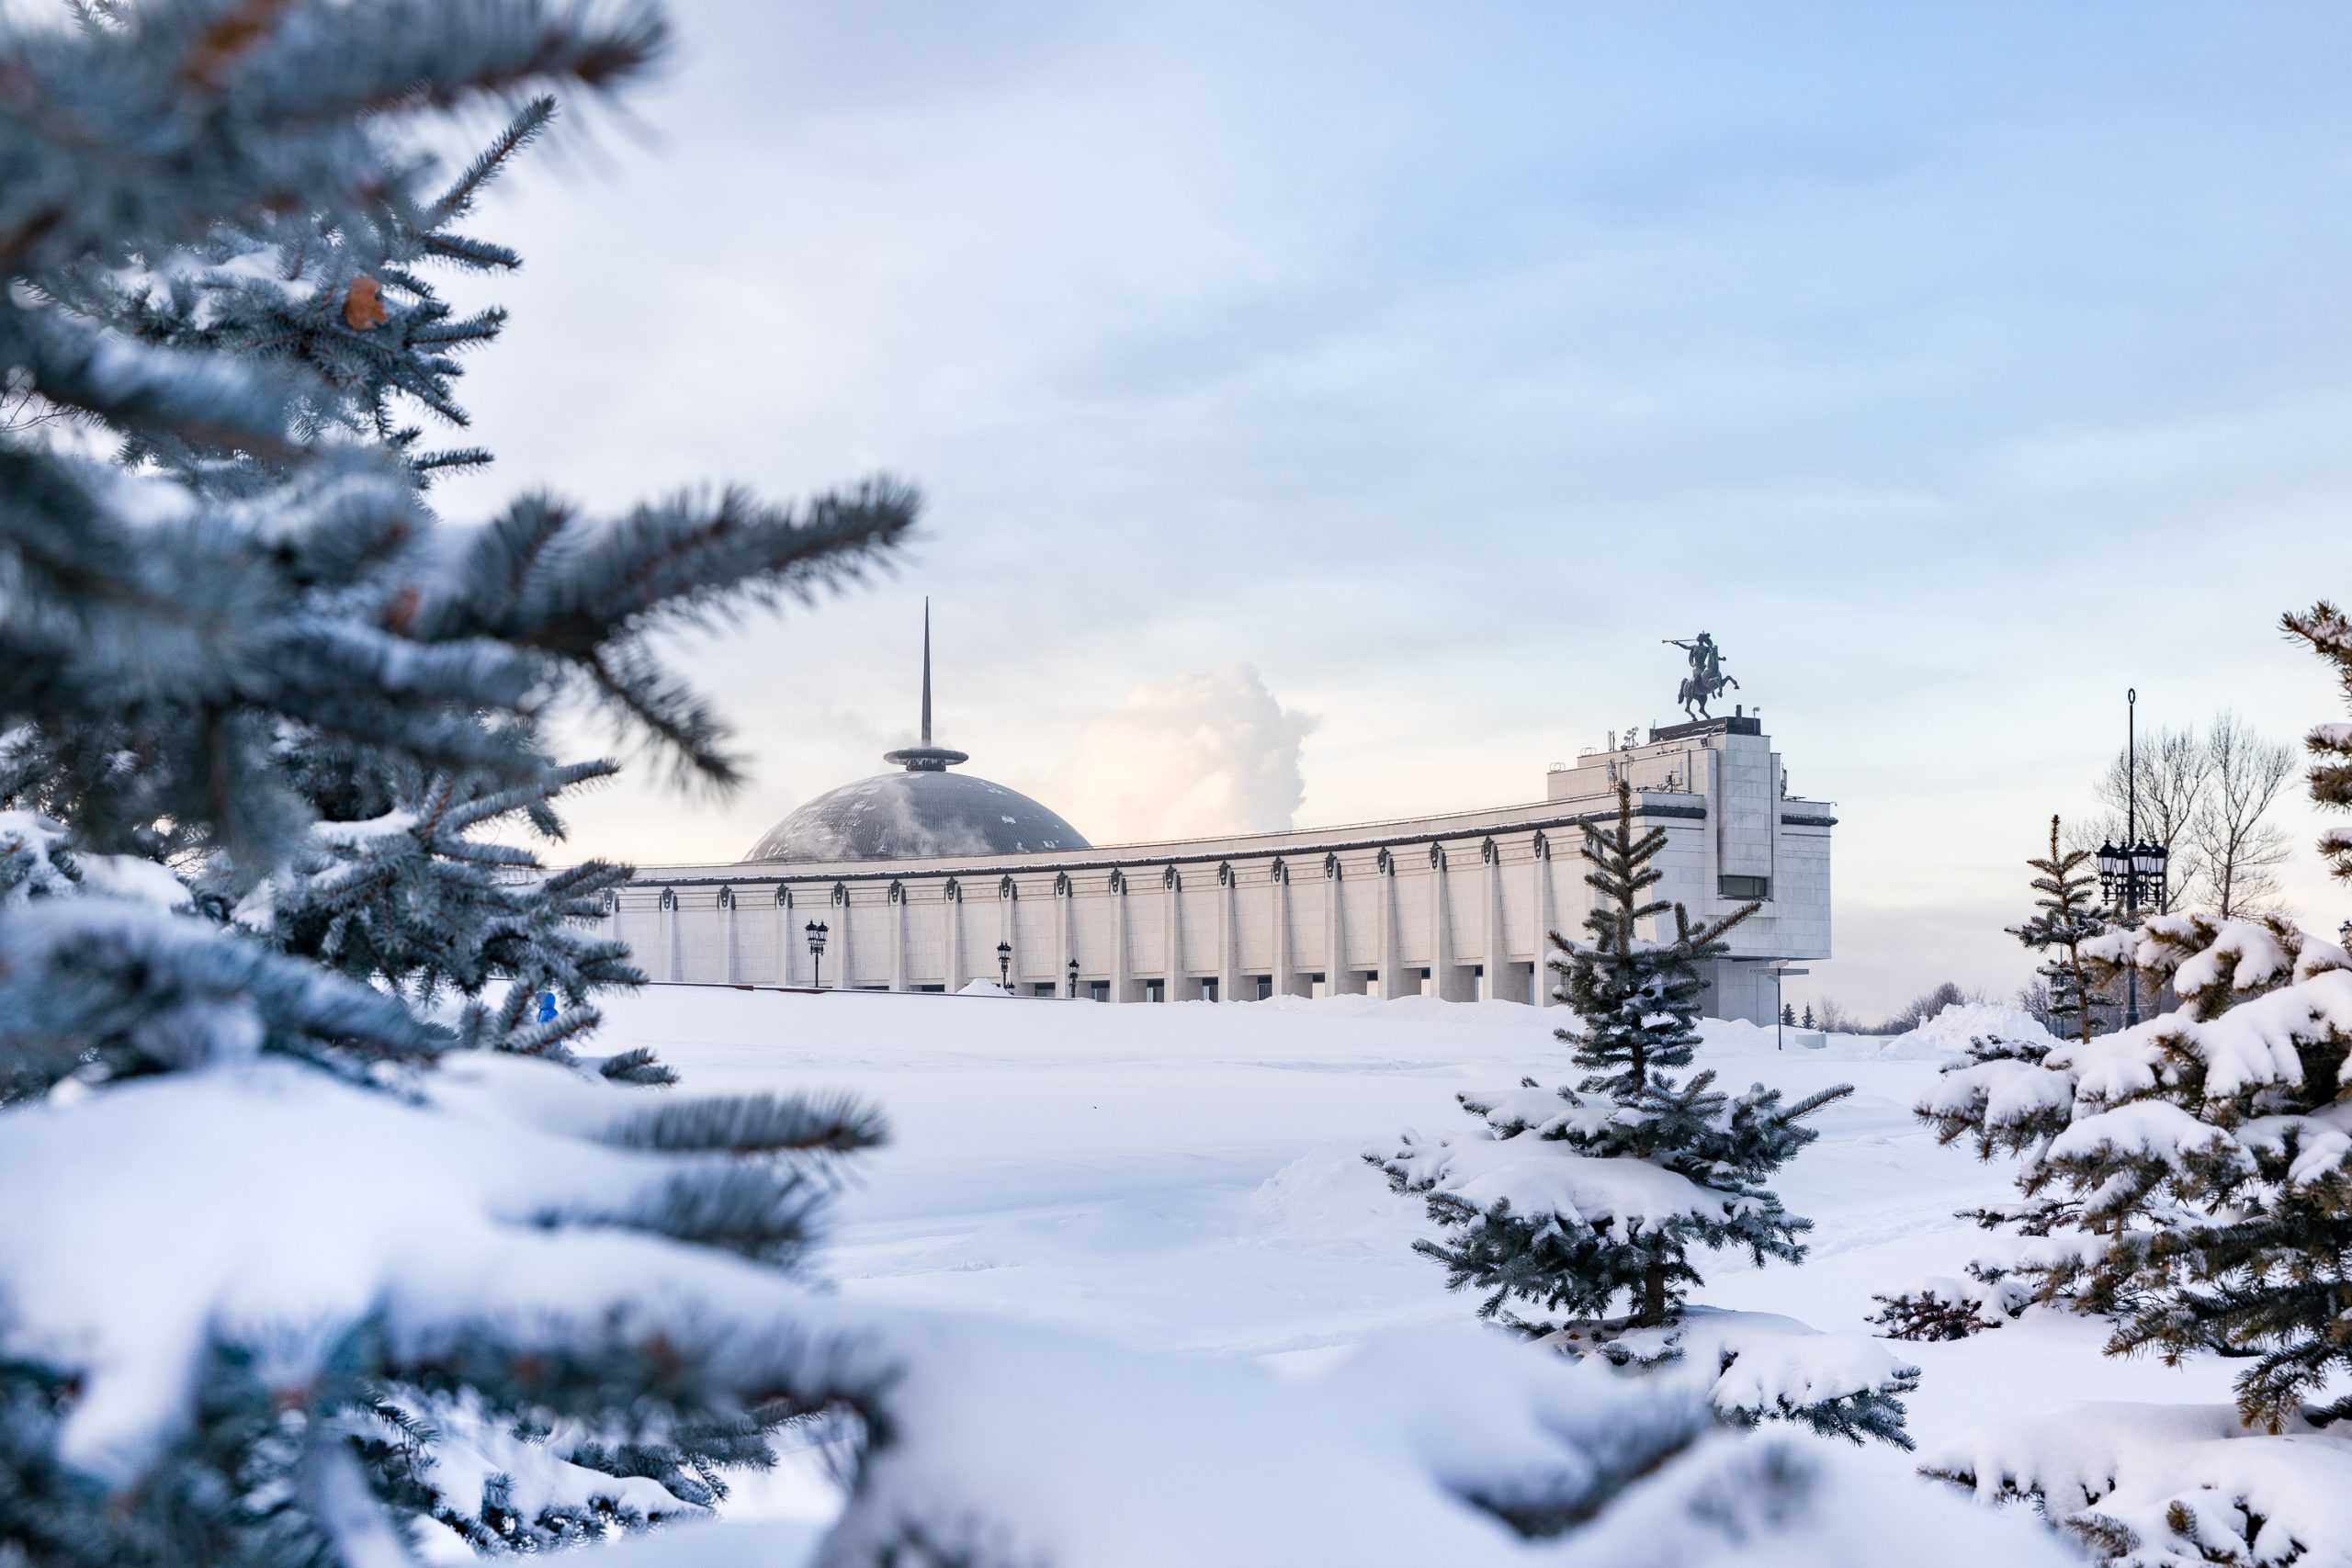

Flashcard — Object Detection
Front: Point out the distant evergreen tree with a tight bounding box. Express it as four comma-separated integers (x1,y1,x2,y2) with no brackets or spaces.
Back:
1376,781,1914,1447
1800,1003,1815,1029
2008,817,2107,1045
1780,1002,1796,1026
2287,601,2352,886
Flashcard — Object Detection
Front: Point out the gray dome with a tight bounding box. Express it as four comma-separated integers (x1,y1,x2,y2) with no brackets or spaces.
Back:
744,769,1091,863
753,598,1088,863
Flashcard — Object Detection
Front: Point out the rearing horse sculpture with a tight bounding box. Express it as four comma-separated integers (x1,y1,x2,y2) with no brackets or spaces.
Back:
1666,633,1739,721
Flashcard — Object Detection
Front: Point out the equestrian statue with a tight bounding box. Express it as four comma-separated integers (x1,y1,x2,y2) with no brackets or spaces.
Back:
1666,632,1738,721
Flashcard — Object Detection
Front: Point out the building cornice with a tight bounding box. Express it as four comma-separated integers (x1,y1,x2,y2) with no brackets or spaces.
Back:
622,801,1715,889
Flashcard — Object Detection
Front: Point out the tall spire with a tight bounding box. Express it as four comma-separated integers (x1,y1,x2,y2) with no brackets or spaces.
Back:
883,599,969,773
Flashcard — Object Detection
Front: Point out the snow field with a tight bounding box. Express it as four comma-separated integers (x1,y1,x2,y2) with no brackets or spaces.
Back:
611,987,2247,1519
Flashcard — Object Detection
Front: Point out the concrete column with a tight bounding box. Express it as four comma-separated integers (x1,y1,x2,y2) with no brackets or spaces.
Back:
1323,856,1350,995
888,881,908,992
653,888,682,987
1272,861,1305,997
1429,844,1476,1001
1375,850,1408,999
1481,839,1508,1002
1216,863,1240,1002
997,876,1018,992
719,886,741,984
786,888,804,987
1055,873,1076,996
1533,832,1558,1008
1160,866,1185,999
828,883,849,989
944,880,966,992
1109,870,1136,1000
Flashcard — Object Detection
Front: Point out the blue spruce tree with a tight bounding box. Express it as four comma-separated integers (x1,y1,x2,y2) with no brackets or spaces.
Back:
0,2,911,1558
1377,780,1915,1447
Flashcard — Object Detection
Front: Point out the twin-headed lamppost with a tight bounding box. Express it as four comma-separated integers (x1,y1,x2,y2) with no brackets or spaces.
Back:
804,919,829,989
2094,688,2170,1030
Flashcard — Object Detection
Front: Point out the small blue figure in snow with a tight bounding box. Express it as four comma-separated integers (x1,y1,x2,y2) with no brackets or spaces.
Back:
537,990,558,1024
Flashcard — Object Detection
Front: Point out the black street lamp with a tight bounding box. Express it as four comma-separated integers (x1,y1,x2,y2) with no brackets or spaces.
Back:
996,940,1012,990
2095,690,2170,1029
805,919,829,989
1067,956,1080,999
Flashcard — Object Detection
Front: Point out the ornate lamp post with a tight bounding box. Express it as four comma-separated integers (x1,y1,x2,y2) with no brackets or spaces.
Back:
996,940,1012,991
805,919,828,989
1067,956,1080,999
2094,689,2170,1029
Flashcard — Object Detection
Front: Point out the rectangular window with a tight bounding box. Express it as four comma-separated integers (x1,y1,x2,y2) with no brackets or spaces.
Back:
1719,874,1770,900
1147,980,1165,1003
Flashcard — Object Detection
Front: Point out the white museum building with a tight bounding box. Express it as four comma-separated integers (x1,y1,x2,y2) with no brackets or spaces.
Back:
606,636,1833,1025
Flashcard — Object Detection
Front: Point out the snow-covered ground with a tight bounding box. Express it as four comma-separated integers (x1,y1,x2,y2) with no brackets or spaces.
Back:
600,986,2239,1519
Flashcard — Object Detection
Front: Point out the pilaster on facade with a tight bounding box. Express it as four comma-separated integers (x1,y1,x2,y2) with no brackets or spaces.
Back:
1270,858,1305,998
943,878,965,992
718,885,741,984
887,880,909,992
1214,862,1239,1002
1532,831,1557,1008
828,881,849,988
780,888,808,987
997,874,1018,991
1054,872,1076,996
656,886,680,984
1108,869,1136,1000
1479,837,1510,1003
1374,848,1408,999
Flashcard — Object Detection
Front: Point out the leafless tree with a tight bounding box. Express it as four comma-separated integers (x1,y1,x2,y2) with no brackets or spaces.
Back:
2090,724,2211,913
2190,710,2294,918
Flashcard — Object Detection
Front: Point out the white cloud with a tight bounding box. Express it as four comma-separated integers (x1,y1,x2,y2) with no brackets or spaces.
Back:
1052,665,1316,844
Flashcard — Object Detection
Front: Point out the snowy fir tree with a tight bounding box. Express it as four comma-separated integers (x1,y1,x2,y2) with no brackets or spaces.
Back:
1869,1027,2055,1342
1910,600,2352,1565
2011,816,2109,1046
1374,780,1917,1448
1869,827,2103,1344
2288,600,2352,886
0,3,924,1559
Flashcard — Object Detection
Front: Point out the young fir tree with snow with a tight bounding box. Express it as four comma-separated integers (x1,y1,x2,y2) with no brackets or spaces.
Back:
1909,603,2352,1566
2017,815,2108,1046
1868,824,2094,1342
1374,780,1917,1448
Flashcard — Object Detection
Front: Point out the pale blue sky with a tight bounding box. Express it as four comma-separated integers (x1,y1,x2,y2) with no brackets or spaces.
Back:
434,1,2352,1014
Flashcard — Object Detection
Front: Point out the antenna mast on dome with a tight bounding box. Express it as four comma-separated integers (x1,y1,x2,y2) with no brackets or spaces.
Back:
884,598,970,773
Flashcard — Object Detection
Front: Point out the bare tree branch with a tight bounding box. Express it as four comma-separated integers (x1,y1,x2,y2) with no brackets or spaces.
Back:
2190,710,2294,918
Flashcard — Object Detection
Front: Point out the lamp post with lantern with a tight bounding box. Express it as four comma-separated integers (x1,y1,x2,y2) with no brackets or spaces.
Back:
1067,957,1080,999
2094,689,2170,1030
804,919,828,989
996,941,1012,991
